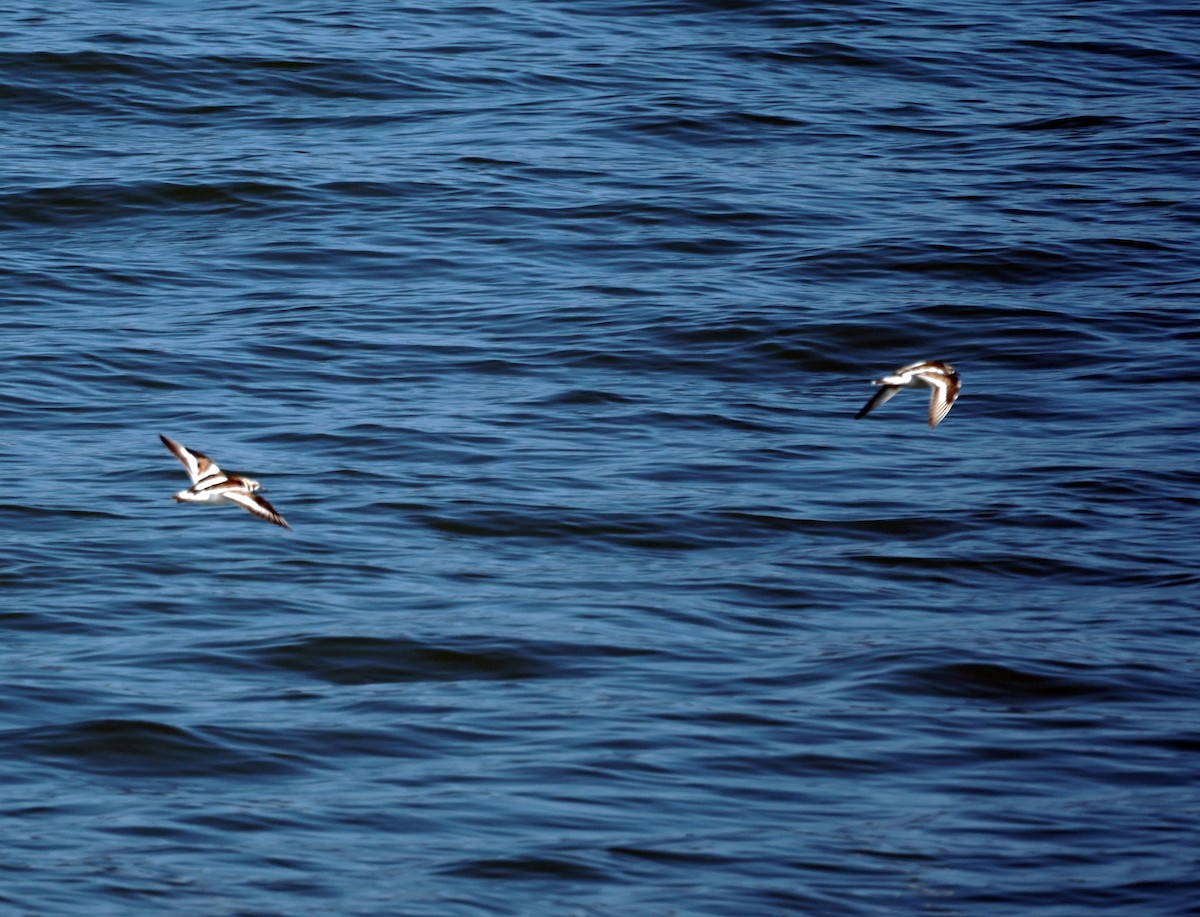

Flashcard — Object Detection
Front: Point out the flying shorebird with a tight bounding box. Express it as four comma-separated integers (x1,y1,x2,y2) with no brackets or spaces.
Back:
855,360,961,428
160,434,290,528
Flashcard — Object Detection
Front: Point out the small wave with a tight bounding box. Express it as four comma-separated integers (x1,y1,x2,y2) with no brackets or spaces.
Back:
894,660,1114,703
844,552,1141,588
12,718,305,777
0,179,309,229
1004,114,1128,132
439,855,609,882
251,634,653,685
787,238,1110,285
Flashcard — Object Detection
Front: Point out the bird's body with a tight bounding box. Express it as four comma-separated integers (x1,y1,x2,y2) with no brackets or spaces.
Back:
855,360,961,427
160,434,290,528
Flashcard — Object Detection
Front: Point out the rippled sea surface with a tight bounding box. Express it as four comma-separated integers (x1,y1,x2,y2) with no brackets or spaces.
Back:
3,2,1199,914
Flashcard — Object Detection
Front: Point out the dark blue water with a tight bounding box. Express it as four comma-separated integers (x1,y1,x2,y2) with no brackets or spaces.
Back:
3,2,1199,913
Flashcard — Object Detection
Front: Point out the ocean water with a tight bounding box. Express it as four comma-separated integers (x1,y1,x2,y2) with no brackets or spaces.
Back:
2,2,1199,914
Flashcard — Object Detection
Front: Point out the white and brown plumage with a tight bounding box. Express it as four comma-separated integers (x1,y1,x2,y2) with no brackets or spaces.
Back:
160,434,290,528
855,360,961,428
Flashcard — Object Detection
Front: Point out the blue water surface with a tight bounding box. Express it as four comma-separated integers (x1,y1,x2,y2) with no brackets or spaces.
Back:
2,2,1199,914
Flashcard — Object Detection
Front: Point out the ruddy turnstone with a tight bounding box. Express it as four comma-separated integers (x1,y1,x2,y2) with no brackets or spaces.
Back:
160,434,290,528
855,360,961,428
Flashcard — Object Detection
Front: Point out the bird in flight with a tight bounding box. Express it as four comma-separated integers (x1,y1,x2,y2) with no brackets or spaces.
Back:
855,360,961,428
160,434,290,528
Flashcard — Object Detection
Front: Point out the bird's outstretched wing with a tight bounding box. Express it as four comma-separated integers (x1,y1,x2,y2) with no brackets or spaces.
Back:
855,385,901,420
223,488,290,528
160,434,223,486
923,373,960,427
